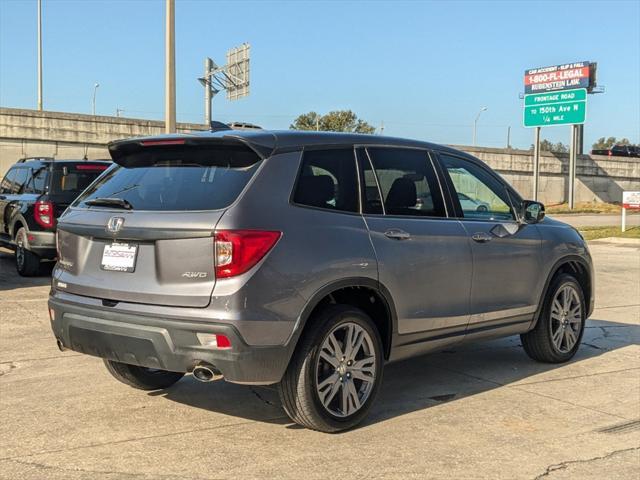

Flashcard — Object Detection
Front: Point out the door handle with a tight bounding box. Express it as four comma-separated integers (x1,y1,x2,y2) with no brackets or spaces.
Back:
384,229,411,240
471,232,492,243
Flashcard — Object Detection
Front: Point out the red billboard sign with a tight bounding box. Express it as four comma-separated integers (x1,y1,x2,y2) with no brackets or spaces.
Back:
524,61,590,93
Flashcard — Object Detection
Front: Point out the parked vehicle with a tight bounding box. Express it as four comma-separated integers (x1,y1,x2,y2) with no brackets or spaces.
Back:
48,131,593,432
591,145,640,158
457,192,490,212
0,158,110,275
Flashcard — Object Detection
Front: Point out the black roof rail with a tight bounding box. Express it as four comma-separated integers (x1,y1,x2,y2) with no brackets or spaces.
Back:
18,156,55,163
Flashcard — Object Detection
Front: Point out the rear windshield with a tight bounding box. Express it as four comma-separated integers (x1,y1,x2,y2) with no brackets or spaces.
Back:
50,164,110,196
72,145,262,211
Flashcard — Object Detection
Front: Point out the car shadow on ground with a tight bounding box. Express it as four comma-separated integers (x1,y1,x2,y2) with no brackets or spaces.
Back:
154,318,638,430
0,248,54,290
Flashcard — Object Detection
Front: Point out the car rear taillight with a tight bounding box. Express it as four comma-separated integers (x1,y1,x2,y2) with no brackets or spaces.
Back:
34,201,55,228
214,230,281,278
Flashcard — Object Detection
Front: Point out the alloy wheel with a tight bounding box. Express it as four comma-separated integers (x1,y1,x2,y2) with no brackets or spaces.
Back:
550,284,582,353
315,322,376,418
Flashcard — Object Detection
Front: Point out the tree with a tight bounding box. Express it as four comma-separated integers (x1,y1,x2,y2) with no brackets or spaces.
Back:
592,137,631,150
290,110,376,134
530,139,569,153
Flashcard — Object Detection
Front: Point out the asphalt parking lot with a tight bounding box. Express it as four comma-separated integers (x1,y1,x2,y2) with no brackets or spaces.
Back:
0,241,638,480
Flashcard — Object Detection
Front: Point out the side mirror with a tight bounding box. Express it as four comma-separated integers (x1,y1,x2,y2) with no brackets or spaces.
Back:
521,200,545,224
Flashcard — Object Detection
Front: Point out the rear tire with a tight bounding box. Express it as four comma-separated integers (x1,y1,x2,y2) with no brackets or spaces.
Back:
278,305,384,433
15,228,41,277
103,359,184,390
521,273,585,363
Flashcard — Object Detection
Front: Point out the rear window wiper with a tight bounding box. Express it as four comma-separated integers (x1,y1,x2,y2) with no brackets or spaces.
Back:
84,197,134,210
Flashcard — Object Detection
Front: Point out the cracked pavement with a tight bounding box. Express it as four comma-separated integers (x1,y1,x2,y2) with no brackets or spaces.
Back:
1,242,639,479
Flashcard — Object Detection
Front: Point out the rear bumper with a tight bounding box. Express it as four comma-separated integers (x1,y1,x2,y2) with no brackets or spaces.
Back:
28,231,56,257
48,296,293,385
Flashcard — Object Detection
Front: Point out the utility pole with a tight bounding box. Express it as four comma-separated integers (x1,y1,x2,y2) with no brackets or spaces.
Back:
37,0,43,110
164,0,176,133
506,126,511,149
568,125,577,209
532,126,541,201
204,57,213,125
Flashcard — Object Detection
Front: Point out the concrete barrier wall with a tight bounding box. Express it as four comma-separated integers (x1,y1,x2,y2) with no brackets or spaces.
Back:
1,107,639,205
455,146,640,205
0,107,207,175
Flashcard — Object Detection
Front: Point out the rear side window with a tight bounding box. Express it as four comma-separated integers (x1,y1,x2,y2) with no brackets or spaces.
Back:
74,146,261,211
364,148,446,217
293,149,358,213
25,167,49,194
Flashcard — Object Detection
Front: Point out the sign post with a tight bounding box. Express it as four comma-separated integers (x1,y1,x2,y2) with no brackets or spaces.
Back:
622,191,640,232
533,127,541,200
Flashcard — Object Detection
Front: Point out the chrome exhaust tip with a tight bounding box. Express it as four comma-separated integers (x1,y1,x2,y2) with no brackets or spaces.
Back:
56,338,65,352
192,363,221,382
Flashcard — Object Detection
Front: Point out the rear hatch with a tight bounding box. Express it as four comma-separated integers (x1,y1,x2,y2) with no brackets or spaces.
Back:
48,162,111,217
55,139,264,308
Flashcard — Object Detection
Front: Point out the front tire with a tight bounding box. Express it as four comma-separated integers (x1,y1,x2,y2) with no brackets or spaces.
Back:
15,228,41,277
103,359,184,390
521,273,586,363
278,305,384,433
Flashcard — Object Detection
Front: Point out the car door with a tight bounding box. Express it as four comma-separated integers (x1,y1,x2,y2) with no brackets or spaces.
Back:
0,167,25,236
436,152,542,333
359,147,473,350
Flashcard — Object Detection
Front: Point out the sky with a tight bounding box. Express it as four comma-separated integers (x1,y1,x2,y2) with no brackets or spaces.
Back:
1,0,639,150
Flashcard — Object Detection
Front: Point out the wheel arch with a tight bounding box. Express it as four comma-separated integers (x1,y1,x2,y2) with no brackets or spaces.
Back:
289,277,398,361
531,255,593,330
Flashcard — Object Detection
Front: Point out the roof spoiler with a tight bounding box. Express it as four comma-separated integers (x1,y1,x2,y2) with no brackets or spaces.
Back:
107,135,274,166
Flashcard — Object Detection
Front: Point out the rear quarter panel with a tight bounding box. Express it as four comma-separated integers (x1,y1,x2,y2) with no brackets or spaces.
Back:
213,150,379,345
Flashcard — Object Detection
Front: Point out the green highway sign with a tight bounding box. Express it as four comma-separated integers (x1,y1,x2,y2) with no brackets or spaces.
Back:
523,88,587,128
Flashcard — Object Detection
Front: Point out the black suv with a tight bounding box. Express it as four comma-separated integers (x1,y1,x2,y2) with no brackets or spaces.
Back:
0,157,110,276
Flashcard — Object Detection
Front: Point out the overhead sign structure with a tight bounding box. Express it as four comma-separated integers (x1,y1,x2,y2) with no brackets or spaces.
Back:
523,88,587,128
226,43,250,101
524,61,591,94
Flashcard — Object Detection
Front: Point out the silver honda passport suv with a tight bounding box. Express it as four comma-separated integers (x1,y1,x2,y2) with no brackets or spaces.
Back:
49,130,594,432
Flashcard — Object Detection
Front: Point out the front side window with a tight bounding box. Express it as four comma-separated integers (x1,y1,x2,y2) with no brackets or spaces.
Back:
293,149,358,212
364,148,446,217
440,154,515,221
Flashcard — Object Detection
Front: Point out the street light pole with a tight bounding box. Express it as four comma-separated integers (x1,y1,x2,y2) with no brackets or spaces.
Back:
37,0,42,110
473,106,487,146
165,0,176,133
92,83,100,115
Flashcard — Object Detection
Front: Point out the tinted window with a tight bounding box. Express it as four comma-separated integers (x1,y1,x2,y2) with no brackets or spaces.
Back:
365,148,445,217
74,146,261,211
0,169,17,194
440,154,515,221
293,149,358,212
50,164,110,197
9,168,29,194
25,167,49,194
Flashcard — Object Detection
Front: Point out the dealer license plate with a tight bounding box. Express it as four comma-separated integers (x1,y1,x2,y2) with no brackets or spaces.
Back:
101,243,138,272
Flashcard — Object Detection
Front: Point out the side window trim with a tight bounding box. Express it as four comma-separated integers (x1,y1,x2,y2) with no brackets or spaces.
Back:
363,148,386,215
